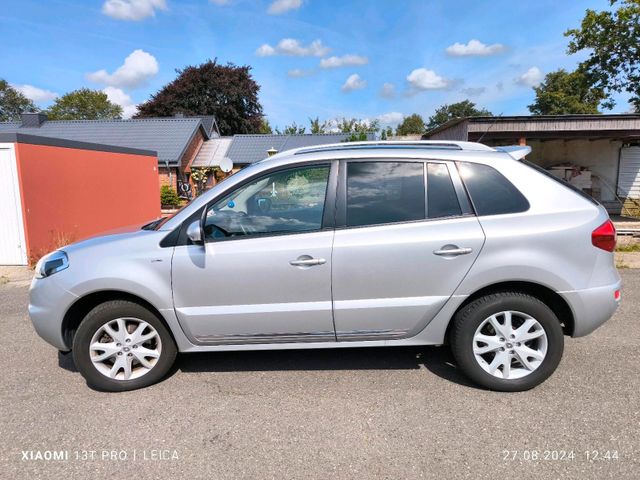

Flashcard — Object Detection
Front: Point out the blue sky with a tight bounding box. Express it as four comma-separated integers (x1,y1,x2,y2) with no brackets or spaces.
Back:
0,0,631,129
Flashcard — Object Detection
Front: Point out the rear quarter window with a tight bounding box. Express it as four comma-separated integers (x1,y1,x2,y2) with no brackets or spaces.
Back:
457,162,529,216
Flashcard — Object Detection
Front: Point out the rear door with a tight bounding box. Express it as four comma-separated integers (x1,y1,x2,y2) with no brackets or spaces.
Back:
331,160,485,341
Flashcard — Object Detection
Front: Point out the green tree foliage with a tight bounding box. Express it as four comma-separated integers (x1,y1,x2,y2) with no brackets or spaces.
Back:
395,113,425,136
338,118,379,142
276,122,306,135
136,59,264,134
528,69,607,115
47,88,122,120
259,118,273,134
0,79,37,121
427,100,492,130
566,0,640,111
309,117,330,134
160,184,180,207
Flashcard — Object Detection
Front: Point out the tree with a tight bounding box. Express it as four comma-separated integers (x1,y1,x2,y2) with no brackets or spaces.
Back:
47,88,122,120
276,122,306,135
528,69,607,115
566,0,640,111
136,59,263,134
338,118,379,142
0,79,37,121
259,118,273,134
309,117,329,134
427,100,492,130
395,113,425,136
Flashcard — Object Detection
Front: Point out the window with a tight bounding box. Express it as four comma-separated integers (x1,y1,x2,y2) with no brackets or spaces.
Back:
203,165,330,240
458,162,529,216
427,163,462,218
346,162,425,227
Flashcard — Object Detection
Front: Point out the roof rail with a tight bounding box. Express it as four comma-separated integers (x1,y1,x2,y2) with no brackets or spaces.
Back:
292,140,495,156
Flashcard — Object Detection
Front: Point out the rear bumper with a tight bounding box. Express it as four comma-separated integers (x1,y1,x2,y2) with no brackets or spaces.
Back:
560,280,622,337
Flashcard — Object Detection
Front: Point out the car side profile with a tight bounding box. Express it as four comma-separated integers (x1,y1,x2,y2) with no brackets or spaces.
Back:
29,141,621,392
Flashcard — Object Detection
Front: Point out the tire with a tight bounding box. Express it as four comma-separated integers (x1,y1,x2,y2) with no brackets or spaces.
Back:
72,300,177,392
450,292,564,392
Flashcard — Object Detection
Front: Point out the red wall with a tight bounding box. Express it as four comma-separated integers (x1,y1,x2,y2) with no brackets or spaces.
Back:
14,142,160,261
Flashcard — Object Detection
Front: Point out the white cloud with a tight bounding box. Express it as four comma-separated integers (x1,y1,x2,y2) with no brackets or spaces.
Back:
255,38,329,57
445,39,505,57
461,87,486,96
342,73,367,92
87,49,159,89
101,0,167,21
268,0,302,14
515,66,544,87
103,86,138,118
376,112,404,126
406,68,449,90
320,54,368,69
12,84,58,103
287,69,311,78
380,82,395,98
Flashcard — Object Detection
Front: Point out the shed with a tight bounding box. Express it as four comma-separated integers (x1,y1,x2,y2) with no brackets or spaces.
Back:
423,114,640,214
0,133,160,265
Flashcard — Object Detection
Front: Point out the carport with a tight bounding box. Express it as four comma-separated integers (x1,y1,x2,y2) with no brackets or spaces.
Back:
0,133,160,265
423,114,640,215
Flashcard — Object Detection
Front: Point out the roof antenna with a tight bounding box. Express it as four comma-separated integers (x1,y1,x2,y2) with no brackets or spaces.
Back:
476,112,503,144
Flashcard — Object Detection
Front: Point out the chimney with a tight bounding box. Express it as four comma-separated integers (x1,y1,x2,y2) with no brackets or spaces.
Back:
267,147,278,156
21,112,48,128
174,112,185,118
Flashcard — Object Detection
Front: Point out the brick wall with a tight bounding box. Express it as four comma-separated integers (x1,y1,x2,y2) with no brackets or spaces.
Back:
181,130,205,174
158,166,178,189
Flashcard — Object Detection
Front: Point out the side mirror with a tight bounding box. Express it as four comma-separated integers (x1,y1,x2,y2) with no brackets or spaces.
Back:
186,219,203,244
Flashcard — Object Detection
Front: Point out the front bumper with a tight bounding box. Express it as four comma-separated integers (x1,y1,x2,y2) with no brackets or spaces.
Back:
560,280,622,337
28,276,78,351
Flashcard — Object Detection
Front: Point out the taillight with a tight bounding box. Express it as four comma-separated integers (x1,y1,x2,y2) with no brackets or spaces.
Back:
592,220,616,252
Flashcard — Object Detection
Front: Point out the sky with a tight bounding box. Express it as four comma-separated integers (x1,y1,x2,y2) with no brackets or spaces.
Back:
0,0,632,130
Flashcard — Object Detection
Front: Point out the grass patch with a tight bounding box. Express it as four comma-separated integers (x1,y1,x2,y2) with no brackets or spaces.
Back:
615,243,640,252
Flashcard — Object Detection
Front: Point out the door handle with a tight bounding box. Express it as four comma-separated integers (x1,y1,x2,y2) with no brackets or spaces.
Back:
433,246,473,257
289,257,327,267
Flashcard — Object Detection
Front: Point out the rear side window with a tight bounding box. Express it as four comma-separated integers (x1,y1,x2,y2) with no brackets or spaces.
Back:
519,159,599,205
427,163,462,218
458,162,529,216
347,161,425,227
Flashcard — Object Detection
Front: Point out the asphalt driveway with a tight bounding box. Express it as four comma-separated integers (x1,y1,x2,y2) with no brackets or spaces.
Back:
0,268,637,479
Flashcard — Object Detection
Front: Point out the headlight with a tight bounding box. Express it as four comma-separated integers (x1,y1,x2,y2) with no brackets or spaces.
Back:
35,251,69,279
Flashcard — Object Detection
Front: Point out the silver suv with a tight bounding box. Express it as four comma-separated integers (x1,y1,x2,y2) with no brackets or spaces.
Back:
29,141,621,392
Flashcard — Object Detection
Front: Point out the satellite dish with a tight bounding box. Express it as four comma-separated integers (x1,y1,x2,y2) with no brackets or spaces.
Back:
219,157,233,173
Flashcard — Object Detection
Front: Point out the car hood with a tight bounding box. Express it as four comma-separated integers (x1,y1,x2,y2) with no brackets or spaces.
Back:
59,222,160,254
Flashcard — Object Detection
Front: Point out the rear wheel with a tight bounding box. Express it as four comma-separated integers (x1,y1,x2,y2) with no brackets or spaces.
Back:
72,300,177,392
450,292,564,391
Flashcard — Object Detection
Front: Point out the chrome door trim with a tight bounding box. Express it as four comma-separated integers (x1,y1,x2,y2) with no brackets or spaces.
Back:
194,331,336,345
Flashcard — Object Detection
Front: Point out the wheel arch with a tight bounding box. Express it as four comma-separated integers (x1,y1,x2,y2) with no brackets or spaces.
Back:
61,290,174,350
446,281,575,341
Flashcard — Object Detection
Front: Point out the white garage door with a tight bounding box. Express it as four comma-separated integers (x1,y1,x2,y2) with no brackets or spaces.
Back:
618,146,640,199
0,146,27,265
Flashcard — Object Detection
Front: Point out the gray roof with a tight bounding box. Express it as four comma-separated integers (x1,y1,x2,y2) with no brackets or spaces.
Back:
0,116,215,165
226,133,376,165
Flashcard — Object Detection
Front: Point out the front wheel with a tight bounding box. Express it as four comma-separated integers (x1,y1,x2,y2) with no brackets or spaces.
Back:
450,292,564,392
72,300,177,391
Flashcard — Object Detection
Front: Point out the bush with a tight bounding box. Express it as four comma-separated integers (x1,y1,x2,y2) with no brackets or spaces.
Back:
160,185,180,207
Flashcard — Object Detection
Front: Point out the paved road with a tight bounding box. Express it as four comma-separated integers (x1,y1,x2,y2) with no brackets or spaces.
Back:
0,270,638,479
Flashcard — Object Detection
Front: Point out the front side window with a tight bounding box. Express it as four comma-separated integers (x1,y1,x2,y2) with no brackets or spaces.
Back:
203,165,330,240
457,162,529,216
346,161,425,227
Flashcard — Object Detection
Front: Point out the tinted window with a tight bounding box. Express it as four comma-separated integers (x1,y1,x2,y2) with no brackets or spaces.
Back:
458,162,529,215
347,162,425,227
204,165,330,240
427,163,462,218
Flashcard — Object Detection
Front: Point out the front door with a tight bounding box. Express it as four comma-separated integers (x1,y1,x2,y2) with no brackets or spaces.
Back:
332,160,485,340
171,163,337,345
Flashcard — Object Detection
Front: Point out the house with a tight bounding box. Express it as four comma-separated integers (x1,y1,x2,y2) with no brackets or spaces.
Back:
423,114,640,215
0,112,220,191
0,132,159,265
